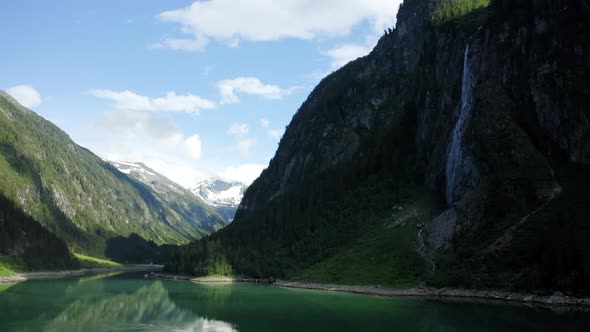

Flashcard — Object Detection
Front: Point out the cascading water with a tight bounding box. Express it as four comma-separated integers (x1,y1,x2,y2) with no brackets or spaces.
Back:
445,46,479,206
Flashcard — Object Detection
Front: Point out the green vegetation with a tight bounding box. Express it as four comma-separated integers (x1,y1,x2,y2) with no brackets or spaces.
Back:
430,0,491,25
295,204,432,288
0,192,79,271
168,239,233,277
75,254,124,269
0,260,17,276
0,92,224,262
167,107,427,278
0,257,26,276
165,0,590,297
166,7,431,279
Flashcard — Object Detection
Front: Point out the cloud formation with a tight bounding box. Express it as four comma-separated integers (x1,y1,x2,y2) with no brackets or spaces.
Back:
228,123,249,135
89,89,216,114
259,118,270,128
322,43,373,69
235,138,256,158
268,128,285,140
218,163,265,184
5,85,42,108
156,0,399,51
183,134,202,160
217,77,294,104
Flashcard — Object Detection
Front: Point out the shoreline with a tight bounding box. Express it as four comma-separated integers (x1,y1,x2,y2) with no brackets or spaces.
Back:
148,272,273,284
147,272,590,309
0,264,163,284
274,280,590,308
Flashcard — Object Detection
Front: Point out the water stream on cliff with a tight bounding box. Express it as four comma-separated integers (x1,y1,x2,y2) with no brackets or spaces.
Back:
445,46,479,206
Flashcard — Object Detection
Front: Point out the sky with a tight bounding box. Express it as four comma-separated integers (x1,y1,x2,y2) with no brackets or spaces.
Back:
0,0,401,187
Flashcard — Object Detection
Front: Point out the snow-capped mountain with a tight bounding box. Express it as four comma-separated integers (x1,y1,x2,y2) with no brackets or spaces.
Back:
107,160,228,235
190,179,247,222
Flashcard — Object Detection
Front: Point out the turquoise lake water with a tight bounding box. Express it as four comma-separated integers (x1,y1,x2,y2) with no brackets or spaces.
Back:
0,272,588,331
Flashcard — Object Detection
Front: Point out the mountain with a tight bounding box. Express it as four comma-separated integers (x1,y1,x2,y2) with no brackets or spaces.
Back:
190,179,247,222
109,161,228,231
0,91,225,262
167,0,590,294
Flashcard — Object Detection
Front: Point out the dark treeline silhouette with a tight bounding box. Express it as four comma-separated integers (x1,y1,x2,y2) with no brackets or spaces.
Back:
105,233,176,264
0,193,78,270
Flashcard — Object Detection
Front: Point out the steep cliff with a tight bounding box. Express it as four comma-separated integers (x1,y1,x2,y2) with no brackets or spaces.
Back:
169,0,590,293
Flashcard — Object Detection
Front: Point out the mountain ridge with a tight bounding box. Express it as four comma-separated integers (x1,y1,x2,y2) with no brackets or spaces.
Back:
0,93,225,261
167,0,590,294
190,178,246,222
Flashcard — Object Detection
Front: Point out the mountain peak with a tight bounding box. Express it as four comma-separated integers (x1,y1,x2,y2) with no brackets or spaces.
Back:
190,178,247,222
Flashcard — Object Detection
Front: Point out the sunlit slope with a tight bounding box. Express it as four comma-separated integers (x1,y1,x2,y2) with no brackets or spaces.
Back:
0,91,224,256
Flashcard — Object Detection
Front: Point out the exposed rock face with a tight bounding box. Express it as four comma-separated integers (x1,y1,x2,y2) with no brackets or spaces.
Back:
237,0,435,217
424,0,590,254
217,0,590,289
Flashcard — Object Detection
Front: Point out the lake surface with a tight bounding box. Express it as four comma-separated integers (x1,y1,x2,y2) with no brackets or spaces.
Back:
0,272,588,332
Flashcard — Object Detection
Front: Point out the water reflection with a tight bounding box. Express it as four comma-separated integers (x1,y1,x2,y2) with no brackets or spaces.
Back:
1,273,590,332
0,274,237,332
0,283,16,293
47,280,236,332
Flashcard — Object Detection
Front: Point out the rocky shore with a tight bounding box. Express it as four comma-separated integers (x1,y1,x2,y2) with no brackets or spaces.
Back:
146,272,590,309
275,281,590,308
0,275,27,284
0,265,163,284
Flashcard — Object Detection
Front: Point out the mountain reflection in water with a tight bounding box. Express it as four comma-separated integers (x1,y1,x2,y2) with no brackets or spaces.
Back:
0,272,589,332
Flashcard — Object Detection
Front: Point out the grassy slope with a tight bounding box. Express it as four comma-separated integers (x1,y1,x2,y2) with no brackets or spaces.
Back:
74,254,125,269
0,264,15,277
1,254,125,274
294,199,436,288
0,257,25,276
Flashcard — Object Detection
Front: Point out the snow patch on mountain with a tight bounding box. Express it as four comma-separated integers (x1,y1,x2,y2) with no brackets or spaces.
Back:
190,179,246,208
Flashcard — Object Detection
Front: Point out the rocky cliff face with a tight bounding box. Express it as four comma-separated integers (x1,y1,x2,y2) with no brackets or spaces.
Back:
175,0,590,292
238,0,435,217
423,0,590,255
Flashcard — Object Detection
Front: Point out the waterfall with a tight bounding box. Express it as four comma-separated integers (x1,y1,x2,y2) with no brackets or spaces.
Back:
445,46,478,206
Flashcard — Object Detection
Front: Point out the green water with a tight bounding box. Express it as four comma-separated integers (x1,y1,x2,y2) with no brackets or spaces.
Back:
0,273,588,331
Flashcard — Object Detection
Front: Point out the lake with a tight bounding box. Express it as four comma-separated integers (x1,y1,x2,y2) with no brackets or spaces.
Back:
0,272,588,331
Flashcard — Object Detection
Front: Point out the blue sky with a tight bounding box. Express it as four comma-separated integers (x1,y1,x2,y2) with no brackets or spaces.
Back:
0,0,400,186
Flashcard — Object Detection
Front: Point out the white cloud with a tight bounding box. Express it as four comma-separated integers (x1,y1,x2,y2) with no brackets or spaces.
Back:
149,36,208,52
88,89,216,114
95,110,204,166
228,123,249,135
144,161,264,186
217,77,294,105
218,164,265,185
259,119,270,128
268,128,285,140
235,138,256,158
5,85,42,108
322,43,373,69
183,134,202,160
155,0,399,50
